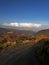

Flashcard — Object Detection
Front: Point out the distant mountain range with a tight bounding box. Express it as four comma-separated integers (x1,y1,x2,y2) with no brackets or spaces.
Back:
0,26,49,36
0,27,35,35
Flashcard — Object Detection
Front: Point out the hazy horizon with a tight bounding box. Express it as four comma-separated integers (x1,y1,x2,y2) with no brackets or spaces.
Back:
0,23,49,32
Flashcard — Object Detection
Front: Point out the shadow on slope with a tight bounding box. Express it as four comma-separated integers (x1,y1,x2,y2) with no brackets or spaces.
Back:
14,39,49,65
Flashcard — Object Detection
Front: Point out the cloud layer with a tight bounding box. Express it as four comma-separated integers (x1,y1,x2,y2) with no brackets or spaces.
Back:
2,22,42,28
1,22,49,31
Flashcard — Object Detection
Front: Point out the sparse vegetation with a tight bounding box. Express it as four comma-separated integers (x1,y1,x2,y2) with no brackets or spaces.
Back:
0,28,49,53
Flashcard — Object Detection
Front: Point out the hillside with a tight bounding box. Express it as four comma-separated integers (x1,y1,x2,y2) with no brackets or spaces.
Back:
0,27,49,65
0,27,35,50
0,28,49,52
36,29,49,35
0,39,49,65
34,29,49,43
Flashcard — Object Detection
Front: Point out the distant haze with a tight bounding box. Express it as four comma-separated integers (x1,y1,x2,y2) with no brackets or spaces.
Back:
0,23,49,31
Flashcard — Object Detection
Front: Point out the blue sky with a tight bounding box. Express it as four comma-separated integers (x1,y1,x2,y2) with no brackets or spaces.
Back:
0,0,49,24
0,0,49,31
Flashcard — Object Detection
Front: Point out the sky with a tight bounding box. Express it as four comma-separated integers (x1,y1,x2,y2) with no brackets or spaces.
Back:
0,0,49,31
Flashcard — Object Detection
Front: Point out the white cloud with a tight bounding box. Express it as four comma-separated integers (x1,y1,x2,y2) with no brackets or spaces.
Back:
3,23,19,26
2,22,42,28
